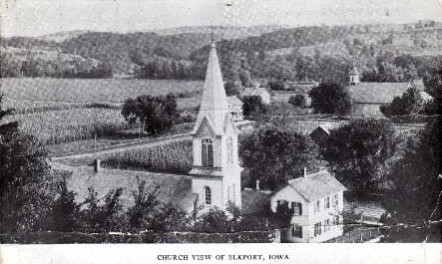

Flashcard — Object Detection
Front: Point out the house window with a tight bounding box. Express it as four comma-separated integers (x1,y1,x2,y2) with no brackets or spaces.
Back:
276,200,289,213
325,197,330,209
333,194,339,208
202,138,214,167
226,137,234,164
290,202,302,216
314,222,322,237
314,200,320,213
324,219,331,232
291,225,302,238
205,187,212,205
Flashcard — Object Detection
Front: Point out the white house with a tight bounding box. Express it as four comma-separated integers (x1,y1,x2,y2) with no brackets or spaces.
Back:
270,170,346,243
243,83,271,105
227,95,244,121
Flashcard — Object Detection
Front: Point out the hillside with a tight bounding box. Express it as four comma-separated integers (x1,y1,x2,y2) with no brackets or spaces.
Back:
2,21,442,79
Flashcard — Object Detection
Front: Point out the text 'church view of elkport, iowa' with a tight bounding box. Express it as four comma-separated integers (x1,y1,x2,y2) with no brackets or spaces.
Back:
0,0,441,246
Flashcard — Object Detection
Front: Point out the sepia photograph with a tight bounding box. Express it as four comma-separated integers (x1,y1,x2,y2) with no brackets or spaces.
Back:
0,0,441,263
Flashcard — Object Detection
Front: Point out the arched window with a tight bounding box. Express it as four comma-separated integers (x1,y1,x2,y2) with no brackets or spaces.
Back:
202,138,214,167
205,187,212,205
226,137,234,164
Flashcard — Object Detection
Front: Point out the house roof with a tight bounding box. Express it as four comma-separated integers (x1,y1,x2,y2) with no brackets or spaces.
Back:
243,87,270,97
227,95,243,107
280,170,347,202
192,42,230,136
51,163,197,212
347,82,409,104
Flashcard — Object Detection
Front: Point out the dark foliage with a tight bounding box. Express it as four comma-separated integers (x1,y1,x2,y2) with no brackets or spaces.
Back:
321,119,398,194
309,83,352,115
80,187,126,233
383,116,441,223
240,125,325,190
121,94,179,135
0,94,55,233
381,86,424,116
242,95,267,117
288,94,306,108
46,174,81,232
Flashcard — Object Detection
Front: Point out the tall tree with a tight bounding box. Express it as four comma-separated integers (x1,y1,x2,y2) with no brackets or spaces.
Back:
309,83,352,115
321,119,398,195
0,94,54,232
121,94,178,136
383,116,441,223
240,125,325,190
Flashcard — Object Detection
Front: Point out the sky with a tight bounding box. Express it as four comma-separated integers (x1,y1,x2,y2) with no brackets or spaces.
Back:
1,0,442,37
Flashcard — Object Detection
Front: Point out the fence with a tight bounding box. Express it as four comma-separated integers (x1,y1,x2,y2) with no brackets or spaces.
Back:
0,230,277,244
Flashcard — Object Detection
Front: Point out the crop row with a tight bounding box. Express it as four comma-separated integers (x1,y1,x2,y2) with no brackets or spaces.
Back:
5,108,129,145
103,140,193,174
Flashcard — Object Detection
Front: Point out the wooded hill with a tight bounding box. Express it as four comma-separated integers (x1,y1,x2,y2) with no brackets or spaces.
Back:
1,21,442,82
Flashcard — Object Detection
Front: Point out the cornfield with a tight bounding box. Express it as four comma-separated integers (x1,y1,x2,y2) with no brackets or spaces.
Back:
4,108,129,145
104,140,193,174
1,78,202,111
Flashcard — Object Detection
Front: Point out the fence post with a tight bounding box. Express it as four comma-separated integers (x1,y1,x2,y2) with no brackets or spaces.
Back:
369,230,372,238
360,233,363,242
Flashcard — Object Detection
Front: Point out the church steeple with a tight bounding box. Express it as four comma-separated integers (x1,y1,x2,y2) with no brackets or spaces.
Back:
190,41,242,213
192,42,229,136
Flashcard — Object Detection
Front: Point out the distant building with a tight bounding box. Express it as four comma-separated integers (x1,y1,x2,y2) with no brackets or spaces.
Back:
345,66,429,117
309,124,333,145
269,170,346,243
227,95,244,121
243,83,271,105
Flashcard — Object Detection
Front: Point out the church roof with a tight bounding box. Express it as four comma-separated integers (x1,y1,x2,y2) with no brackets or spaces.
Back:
347,82,409,104
51,163,197,212
275,170,347,202
192,43,230,136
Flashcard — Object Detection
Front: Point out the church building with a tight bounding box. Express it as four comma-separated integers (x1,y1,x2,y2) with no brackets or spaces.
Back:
56,42,242,217
189,42,243,213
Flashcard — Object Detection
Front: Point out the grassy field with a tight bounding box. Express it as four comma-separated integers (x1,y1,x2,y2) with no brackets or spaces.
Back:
1,78,203,111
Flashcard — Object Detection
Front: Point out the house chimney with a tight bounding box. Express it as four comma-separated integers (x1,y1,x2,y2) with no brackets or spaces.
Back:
256,179,261,190
303,167,307,178
94,159,101,173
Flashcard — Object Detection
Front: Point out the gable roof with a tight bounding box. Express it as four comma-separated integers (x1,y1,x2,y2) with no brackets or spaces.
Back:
192,42,230,136
51,163,196,212
243,87,270,97
347,82,409,104
277,170,347,202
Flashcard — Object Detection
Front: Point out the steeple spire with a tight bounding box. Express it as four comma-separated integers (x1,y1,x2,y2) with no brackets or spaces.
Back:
192,42,229,135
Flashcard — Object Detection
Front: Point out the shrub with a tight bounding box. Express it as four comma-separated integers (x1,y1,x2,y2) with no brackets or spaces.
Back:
288,95,306,108
242,95,267,117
